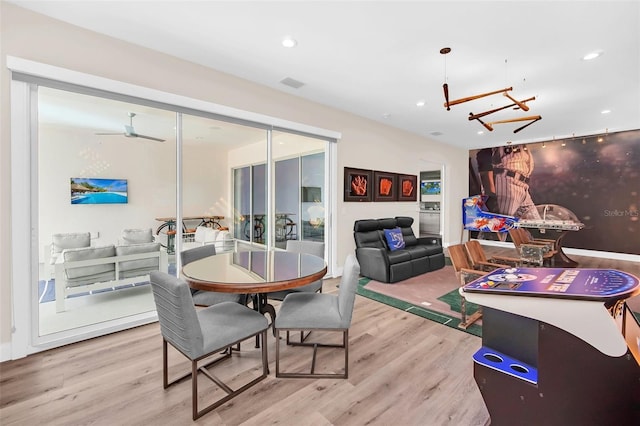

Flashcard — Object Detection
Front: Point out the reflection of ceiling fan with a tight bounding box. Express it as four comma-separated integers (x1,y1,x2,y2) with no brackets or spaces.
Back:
95,112,165,142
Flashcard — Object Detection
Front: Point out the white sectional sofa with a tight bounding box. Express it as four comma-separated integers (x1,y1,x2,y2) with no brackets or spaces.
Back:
53,229,168,312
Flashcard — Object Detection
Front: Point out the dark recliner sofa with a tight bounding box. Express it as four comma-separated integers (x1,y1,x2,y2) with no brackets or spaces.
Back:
353,216,445,283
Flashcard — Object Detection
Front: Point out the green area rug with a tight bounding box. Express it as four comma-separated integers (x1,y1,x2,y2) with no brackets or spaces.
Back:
357,278,482,337
358,278,640,339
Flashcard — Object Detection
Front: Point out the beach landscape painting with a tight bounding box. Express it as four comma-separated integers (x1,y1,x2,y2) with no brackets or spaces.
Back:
71,178,128,204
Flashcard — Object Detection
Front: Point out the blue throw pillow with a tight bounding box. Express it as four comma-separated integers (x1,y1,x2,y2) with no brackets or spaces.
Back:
384,227,405,251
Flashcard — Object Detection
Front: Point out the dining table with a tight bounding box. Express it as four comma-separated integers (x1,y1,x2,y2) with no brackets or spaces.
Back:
181,249,327,343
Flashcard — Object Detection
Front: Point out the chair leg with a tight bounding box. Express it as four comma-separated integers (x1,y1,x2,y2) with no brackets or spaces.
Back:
275,328,349,379
459,294,482,329
192,360,198,421
191,330,269,420
163,339,169,388
344,330,349,378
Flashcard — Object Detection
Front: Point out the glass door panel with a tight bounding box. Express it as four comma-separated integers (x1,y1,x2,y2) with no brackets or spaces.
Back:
252,163,267,245
229,128,268,247
37,86,176,337
272,131,326,249
301,152,326,242
274,157,300,249
179,114,260,260
234,166,250,242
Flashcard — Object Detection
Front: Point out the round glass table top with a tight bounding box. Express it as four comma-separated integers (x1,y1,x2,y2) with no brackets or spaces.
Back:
182,249,327,293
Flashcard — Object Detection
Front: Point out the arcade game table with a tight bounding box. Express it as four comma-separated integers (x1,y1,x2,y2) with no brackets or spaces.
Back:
462,267,640,425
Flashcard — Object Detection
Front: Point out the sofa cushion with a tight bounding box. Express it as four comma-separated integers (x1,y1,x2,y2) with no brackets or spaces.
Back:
121,228,154,245
353,219,381,233
216,230,232,242
384,227,406,251
386,249,411,265
400,229,419,247
378,218,397,229
395,216,414,228
214,230,234,251
62,245,116,279
354,230,385,249
51,232,91,265
403,245,430,259
195,226,219,243
116,242,161,275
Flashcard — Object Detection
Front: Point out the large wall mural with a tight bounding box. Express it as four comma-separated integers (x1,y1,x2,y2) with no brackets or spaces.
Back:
469,129,639,255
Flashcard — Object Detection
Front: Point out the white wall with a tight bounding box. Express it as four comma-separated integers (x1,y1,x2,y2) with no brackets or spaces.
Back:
38,126,230,258
0,3,467,351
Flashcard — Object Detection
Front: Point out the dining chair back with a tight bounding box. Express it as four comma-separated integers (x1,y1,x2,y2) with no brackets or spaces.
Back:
180,243,216,265
269,240,325,301
149,271,268,420
448,243,478,279
180,245,245,306
274,254,359,379
447,244,487,329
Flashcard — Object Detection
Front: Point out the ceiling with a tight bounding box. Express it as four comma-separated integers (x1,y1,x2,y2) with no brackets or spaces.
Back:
10,1,640,149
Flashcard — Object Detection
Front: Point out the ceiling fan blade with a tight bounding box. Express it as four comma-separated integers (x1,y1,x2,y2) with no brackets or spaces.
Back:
135,134,166,142
95,115,164,141
125,124,164,141
95,132,124,136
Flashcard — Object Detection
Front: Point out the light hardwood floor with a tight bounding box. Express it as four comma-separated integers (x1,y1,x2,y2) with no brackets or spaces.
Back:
1,248,638,425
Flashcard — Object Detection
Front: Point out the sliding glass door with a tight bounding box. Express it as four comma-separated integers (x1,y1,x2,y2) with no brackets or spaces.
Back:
11,67,336,353
179,114,265,261
232,131,327,250
274,157,299,248
37,86,176,337
272,131,326,248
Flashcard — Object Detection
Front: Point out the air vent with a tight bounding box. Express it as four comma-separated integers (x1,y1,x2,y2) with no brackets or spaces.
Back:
280,77,305,89
430,131,444,136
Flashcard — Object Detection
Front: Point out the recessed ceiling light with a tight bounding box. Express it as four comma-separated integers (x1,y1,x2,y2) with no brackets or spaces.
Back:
582,50,603,61
282,37,297,48
477,131,484,135
382,113,391,119
416,100,425,107
601,109,611,114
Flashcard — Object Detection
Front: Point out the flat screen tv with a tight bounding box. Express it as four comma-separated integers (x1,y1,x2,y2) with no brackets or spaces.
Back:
71,178,128,204
421,180,441,195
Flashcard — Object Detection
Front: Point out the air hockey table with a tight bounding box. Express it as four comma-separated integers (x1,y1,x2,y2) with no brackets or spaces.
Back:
462,267,640,425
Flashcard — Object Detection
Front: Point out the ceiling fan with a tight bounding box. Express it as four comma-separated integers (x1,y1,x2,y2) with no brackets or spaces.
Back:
95,112,165,142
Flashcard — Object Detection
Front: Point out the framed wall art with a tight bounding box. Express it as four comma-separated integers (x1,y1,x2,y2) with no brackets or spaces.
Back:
373,171,397,202
70,177,128,204
397,174,418,201
344,167,372,202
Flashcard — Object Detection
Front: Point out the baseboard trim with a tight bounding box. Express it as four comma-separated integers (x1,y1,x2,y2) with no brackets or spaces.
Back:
1,341,12,362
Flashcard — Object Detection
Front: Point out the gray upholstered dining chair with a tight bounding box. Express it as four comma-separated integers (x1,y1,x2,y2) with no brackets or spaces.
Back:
180,245,246,307
274,254,360,379
268,240,325,301
149,271,268,420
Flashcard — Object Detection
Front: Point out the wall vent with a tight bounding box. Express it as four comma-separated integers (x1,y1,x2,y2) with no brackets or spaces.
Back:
280,77,305,89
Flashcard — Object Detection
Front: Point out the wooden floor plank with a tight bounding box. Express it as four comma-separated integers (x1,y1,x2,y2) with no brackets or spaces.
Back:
1,249,637,425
